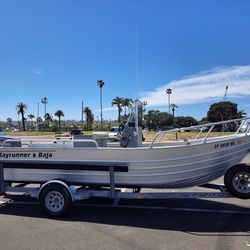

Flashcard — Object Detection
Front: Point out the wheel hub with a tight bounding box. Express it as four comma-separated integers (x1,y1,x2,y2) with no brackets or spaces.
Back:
240,179,246,185
233,172,250,193
45,191,65,212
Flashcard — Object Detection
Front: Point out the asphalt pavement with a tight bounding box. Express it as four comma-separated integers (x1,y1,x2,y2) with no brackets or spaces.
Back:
0,154,249,250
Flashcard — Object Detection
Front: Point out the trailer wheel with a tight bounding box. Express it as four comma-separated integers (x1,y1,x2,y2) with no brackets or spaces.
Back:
39,184,72,216
224,164,250,199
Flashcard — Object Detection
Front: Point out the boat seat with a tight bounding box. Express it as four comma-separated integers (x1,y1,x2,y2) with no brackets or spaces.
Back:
73,140,98,148
29,140,98,148
30,143,73,148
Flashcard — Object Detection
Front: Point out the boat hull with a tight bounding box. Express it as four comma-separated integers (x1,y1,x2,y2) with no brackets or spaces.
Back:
1,135,250,188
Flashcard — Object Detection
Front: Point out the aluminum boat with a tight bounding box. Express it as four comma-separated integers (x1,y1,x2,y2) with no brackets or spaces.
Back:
0,101,249,189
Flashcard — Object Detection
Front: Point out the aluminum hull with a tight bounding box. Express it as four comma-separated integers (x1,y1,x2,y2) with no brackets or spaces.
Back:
1,134,250,188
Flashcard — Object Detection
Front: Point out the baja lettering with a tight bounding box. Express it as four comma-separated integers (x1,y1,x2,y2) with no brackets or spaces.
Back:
38,152,53,159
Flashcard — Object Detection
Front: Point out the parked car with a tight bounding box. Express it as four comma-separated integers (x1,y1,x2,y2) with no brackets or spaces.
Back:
199,126,209,132
109,127,120,141
240,123,249,132
70,129,83,136
0,130,6,135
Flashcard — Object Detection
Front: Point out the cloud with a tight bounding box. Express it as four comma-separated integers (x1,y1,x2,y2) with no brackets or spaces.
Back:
96,107,117,113
32,69,43,75
141,65,250,106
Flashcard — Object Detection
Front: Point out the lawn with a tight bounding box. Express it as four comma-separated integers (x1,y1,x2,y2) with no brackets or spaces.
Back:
143,131,235,142
5,130,235,142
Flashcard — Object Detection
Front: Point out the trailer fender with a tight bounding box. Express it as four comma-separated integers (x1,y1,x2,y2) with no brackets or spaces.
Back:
38,180,76,202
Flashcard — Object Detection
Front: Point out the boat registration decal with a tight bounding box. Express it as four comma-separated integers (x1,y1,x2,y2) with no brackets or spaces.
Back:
214,139,245,149
0,151,54,159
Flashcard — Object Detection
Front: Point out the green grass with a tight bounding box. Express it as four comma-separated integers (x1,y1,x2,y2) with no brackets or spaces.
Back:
143,131,235,141
6,131,57,136
5,130,101,136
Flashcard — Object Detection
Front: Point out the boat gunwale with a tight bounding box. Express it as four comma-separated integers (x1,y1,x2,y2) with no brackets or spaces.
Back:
0,137,249,164
1,131,249,151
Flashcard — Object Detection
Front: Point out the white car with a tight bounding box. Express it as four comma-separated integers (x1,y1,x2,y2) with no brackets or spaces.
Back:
109,127,120,141
240,122,249,132
0,130,5,135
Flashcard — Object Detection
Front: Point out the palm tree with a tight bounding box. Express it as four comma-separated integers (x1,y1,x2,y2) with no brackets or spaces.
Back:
28,114,35,130
44,113,53,129
7,118,12,127
16,102,27,131
170,104,178,118
37,117,43,123
41,97,48,116
83,107,94,130
145,110,160,131
97,80,105,130
54,110,65,131
122,98,134,115
36,116,42,130
112,97,124,122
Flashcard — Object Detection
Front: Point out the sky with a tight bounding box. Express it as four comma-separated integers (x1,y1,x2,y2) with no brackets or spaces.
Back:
0,0,250,122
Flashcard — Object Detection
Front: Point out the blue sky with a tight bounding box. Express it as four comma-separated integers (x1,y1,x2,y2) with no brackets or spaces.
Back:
0,0,250,121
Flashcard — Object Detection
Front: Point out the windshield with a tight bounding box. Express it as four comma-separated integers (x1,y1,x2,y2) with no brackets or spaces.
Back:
110,127,119,132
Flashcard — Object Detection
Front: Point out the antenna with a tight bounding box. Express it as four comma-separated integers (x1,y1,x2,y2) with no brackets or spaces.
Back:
135,24,139,100
223,85,229,101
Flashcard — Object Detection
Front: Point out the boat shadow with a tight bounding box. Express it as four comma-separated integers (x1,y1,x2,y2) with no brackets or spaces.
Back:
0,195,250,234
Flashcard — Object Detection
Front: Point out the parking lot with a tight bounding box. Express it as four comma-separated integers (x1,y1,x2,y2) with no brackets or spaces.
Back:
0,154,249,250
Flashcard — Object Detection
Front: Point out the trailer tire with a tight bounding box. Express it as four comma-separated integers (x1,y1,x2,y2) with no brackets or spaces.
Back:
224,164,250,199
39,184,72,216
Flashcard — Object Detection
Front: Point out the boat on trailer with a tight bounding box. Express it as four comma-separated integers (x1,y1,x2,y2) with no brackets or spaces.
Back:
0,100,249,216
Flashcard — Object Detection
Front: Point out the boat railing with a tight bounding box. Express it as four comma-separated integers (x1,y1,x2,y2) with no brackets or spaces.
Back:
2,138,99,148
149,117,250,148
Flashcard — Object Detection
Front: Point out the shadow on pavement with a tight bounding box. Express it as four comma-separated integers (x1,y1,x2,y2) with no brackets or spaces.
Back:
0,196,250,234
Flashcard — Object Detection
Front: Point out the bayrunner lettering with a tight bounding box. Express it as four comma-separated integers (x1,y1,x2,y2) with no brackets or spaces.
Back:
0,152,53,159
0,152,31,159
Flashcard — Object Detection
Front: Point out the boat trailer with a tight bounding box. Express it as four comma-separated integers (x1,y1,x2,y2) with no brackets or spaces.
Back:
1,162,247,217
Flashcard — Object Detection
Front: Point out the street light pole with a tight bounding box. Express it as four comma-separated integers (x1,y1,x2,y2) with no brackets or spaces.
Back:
36,102,39,132
166,88,172,115
97,80,105,130
142,101,148,129
142,101,147,118
81,100,84,130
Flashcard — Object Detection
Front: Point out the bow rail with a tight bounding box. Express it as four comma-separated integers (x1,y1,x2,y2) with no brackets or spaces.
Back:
149,117,250,148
